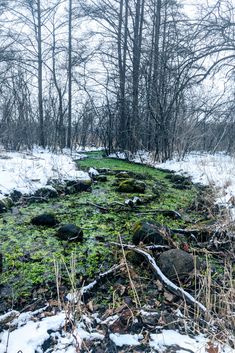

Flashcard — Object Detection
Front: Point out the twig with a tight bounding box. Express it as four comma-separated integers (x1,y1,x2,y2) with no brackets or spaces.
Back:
146,245,171,251
111,242,208,315
67,263,124,303
81,263,124,295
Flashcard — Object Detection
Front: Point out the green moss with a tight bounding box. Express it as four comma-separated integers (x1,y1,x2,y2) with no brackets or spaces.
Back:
0,152,205,306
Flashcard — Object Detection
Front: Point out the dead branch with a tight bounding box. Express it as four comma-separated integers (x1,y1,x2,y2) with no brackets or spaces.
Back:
111,242,208,315
81,263,124,295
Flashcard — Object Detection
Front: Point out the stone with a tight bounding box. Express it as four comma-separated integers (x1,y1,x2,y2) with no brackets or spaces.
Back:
116,171,131,179
65,179,92,193
0,198,13,213
34,187,58,199
117,179,146,193
10,190,22,202
0,200,7,213
157,249,195,281
0,253,2,273
31,213,58,227
95,175,108,182
57,224,83,242
133,221,169,245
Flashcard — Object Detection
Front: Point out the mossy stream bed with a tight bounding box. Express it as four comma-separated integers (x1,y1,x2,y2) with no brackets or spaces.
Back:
0,152,215,312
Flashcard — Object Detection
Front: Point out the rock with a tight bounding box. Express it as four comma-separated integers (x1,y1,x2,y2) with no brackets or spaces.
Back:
0,253,2,273
97,168,115,175
95,175,108,182
117,179,146,193
133,221,169,245
88,167,99,178
157,249,195,281
165,173,192,189
65,179,92,193
31,213,58,227
0,200,7,213
0,198,13,213
116,171,131,179
34,187,58,199
140,310,160,326
125,196,142,207
57,224,83,242
10,190,22,202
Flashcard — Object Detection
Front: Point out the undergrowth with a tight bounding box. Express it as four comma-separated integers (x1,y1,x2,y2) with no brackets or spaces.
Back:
0,152,218,312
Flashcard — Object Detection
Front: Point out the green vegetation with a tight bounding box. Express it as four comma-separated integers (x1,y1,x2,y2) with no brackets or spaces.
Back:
0,152,205,307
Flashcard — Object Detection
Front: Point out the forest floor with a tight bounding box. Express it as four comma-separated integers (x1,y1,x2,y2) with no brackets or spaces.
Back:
0,150,234,352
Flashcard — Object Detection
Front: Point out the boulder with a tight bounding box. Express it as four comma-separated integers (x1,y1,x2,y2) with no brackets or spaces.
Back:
10,190,22,202
34,187,58,199
157,249,195,281
0,200,7,213
115,171,131,179
0,198,13,213
95,175,108,182
133,221,169,245
31,213,58,227
117,179,146,193
0,253,2,273
57,224,83,242
65,179,92,193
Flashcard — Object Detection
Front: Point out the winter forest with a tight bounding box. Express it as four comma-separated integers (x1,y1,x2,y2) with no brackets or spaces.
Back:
1,0,235,160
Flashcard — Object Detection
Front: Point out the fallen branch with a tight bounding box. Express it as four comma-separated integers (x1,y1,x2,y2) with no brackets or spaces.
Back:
66,264,124,302
111,242,207,314
136,210,182,219
81,264,124,295
146,245,171,251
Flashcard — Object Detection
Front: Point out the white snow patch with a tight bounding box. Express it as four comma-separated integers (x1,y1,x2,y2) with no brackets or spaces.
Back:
154,153,235,217
0,149,90,198
149,330,234,353
0,312,65,353
109,333,143,347
88,167,99,176
110,151,235,219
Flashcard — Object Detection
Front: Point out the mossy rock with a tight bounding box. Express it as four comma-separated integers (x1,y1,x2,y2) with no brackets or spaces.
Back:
34,187,58,199
10,190,23,202
165,173,192,185
133,220,169,245
0,197,13,213
157,249,197,282
0,253,2,273
65,179,92,193
117,178,146,193
57,224,83,242
97,168,115,175
31,213,59,227
115,171,131,179
95,175,108,182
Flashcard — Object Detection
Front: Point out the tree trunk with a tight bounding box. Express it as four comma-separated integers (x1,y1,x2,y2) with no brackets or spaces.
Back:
67,0,72,148
37,0,45,148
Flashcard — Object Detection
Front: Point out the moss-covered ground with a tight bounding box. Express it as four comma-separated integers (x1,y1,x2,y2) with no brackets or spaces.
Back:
0,152,210,310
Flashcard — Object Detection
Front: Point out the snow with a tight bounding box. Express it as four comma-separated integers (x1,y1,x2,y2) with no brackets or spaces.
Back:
109,333,143,347
0,308,233,353
0,312,66,353
154,153,235,219
150,330,233,353
110,151,235,219
0,148,90,198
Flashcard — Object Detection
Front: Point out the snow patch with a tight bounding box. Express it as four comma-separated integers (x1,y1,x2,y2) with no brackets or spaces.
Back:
0,149,90,198
109,333,143,347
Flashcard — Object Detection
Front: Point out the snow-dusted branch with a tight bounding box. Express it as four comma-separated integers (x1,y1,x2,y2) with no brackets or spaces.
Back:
81,263,124,295
111,242,207,314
